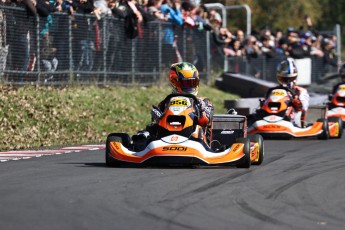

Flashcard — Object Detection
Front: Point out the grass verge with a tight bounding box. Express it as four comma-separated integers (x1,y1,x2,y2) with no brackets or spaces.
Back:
0,84,238,150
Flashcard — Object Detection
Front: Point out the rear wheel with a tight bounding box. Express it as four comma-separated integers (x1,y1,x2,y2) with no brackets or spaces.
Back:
235,138,251,168
317,119,329,140
248,134,264,165
328,117,343,139
105,133,131,167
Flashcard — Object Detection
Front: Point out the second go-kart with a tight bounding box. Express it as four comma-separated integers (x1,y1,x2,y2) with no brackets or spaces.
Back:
106,93,264,168
327,84,345,125
247,87,342,139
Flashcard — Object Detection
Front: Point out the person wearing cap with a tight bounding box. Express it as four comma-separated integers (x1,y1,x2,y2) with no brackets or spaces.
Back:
276,37,290,57
322,36,338,69
301,31,323,58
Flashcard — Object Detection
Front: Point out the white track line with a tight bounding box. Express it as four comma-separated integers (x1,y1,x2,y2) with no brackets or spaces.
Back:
0,144,105,163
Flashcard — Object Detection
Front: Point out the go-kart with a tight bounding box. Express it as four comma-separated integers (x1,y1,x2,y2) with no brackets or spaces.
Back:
106,93,264,168
327,83,345,125
247,87,342,139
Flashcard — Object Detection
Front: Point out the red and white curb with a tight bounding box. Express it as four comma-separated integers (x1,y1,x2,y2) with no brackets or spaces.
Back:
0,144,105,163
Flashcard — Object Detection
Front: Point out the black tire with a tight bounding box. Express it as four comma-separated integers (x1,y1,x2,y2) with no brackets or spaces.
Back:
248,134,264,165
105,133,131,167
328,117,343,139
235,138,251,168
317,119,329,140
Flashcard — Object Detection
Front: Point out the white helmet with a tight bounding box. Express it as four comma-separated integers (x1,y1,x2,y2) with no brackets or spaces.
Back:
276,58,298,86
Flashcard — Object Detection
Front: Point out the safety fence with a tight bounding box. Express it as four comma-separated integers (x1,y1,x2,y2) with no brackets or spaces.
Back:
0,5,339,86
0,5,211,85
225,55,338,83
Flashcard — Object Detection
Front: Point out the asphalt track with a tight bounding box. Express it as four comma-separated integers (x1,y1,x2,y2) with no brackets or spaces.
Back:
1,137,345,230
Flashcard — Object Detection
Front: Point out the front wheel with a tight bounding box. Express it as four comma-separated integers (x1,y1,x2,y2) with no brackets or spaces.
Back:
317,119,329,140
105,133,131,167
328,117,343,139
248,134,264,165
235,138,251,168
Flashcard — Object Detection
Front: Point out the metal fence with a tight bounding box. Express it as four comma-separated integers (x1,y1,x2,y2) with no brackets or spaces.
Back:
0,5,339,86
225,55,338,83
0,5,211,85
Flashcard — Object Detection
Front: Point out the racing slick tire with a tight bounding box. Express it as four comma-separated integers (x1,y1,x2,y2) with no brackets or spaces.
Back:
235,138,251,168
105,133,131,167
328,117,343,139
317,119,330,140
248,134,264,165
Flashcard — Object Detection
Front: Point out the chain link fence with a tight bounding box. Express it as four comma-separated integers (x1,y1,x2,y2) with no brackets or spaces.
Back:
0,5,339,86
0,6,211,85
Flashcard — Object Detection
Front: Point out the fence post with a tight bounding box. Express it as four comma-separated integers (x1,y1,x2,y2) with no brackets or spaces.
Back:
68,14,73,83
206,30,211,85
131,38,135,83
103,18,107,86
36,15,41,84
158,22,162,80
335,24,342,62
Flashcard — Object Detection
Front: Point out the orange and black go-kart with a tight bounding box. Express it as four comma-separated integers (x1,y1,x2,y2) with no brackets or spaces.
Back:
327,83,345,126
106,93,264,168
247,86,342,139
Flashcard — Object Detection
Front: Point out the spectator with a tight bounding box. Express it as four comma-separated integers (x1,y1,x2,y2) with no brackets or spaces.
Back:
160,0,183,66
274,29,283,47
322,37,338,69
193,4,212,31
244,35,261,59
228,39,244,57
147,0,164,20
72,0,96,71
213,27,233,54
180,0,195,28
208,8,221,28
192,4,211,71
93,0,112,19
41,33,58,72
234,29,245,46
0,2,8,73
276,37,289,57
287,30,307,59
301,31,323,58
261,34,276,58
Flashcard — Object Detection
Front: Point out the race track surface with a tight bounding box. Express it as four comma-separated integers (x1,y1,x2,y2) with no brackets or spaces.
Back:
1,137,345,230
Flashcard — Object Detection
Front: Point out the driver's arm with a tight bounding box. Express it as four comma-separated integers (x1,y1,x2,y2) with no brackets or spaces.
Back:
197,98,214,127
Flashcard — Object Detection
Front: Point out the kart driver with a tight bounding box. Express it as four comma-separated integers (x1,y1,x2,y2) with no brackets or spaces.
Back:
264,58,310,127
134,62,214,140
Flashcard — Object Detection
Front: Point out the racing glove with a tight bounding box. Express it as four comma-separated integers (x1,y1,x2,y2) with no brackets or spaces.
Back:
197,98,206,112
292,95,303,111
151,105,163,122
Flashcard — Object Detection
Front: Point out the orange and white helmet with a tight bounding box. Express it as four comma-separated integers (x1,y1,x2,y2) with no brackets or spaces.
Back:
168,62,200,95
276,58,298,87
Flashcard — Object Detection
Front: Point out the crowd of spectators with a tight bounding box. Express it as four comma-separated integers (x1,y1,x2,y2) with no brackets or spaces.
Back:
212,14,340,70
0,0,341,76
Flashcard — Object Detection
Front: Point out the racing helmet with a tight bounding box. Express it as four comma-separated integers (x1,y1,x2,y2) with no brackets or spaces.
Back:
276,58,298,87
338,63,345,82
168,62,200,95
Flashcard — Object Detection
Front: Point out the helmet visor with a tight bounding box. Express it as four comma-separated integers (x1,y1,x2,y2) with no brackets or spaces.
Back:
277,75,297,85
178,78,199,94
